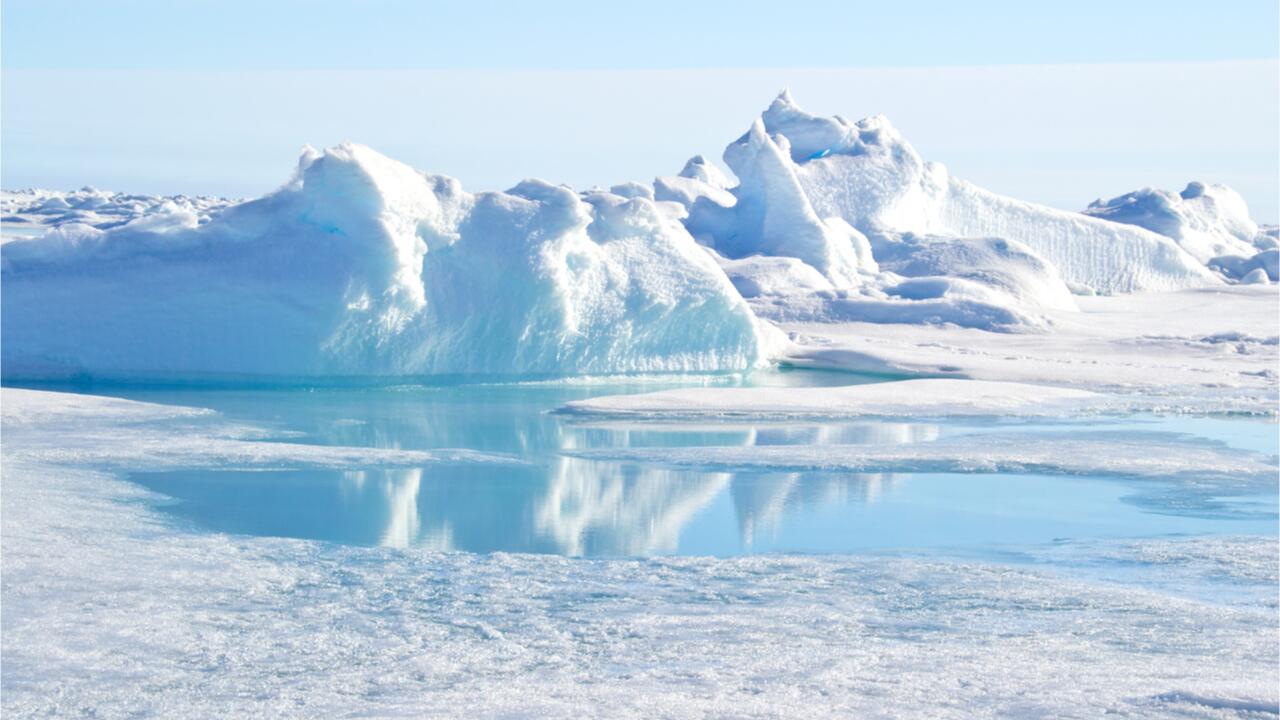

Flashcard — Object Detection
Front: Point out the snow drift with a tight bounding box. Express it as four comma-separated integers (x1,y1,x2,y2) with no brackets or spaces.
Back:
1,144,777,379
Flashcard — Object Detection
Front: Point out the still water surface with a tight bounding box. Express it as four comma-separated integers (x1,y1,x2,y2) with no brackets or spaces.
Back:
94,372,1277,557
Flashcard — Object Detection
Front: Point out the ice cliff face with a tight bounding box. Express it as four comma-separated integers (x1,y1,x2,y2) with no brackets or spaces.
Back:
1,144,777,379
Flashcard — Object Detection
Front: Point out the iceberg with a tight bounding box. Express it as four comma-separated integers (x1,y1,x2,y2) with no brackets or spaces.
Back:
3,92,1272,379
680,91,1220,296
1,144,778,380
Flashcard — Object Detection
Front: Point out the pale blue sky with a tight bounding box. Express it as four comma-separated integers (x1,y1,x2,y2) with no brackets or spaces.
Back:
3,2,1278,219
5,0,1277,69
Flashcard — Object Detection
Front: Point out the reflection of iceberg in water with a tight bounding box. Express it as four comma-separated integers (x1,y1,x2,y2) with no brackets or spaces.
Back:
325,418,940,554
128,386,962,555
535,458,730,556
231,396,948,554
341,468,426,549
380,469,423,549
731,472,902,547
728,422,932,546
330,460,729,555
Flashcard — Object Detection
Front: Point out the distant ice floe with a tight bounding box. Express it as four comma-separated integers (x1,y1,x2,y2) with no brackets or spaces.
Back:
1,187,233,239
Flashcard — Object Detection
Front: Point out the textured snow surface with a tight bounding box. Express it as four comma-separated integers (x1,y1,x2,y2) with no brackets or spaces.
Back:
1,187,235,239
3,389,1277,718
2,144,775,378
561,379,1105,419
782,286,1280,416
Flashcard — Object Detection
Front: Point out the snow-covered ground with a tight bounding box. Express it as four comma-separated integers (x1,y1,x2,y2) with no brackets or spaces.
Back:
570,430,1276,482
3,389,1276,718
778,286,1279,415
561,378,1108,418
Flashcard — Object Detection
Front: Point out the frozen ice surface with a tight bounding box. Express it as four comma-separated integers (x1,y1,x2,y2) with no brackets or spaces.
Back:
3,88,1279,718
2,388,1277,718
0,388,522,470
781,286,1279,416
560,378,1106,419
2,144,777,379
570,430,1277,484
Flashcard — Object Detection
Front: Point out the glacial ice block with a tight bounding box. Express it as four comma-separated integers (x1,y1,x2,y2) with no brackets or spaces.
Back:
1,143,778,380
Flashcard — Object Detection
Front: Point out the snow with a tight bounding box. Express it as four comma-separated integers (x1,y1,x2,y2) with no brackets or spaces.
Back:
1,187,234,240
2,143,777,379
710,251,836,298
680,91,1220,296
571,430,1277,484
560,379,1106,419
777,286,1279,415
4,87,1279,719
4,388,1277,718
0,388,520,470
2,92,1275,412
1084,182,1261,264
653,92,1253,336
683,116,878,289
870,232,1077,313
6,92,1277,382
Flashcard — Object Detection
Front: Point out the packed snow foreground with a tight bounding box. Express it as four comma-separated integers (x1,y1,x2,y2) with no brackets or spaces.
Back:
3,92,1277,406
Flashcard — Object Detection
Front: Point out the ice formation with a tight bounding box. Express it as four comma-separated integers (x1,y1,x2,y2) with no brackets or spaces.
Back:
3,92,1274,379
671,91,1221,300
1,144,777,379
1084,182,1278,282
